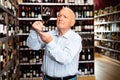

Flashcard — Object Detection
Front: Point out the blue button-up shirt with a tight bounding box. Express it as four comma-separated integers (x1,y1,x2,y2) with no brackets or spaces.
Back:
26,29,82,77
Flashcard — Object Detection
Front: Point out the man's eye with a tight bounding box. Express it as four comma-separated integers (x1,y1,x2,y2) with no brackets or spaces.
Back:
57,15,67,18
64,16,67,18
58,15,61,17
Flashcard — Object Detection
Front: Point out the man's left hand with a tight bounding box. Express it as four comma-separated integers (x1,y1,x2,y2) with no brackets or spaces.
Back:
39,32,53,44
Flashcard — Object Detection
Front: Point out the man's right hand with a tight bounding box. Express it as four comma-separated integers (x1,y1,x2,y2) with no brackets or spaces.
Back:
32,21,44,32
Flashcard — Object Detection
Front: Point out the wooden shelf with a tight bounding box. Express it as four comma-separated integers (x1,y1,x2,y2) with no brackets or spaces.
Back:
0,59,12,77
20,77,43,80
77,75,96,80
79,60,94,63
94,3,120,63
0,35,18,42
0,4,16,18
19,3,93,6
95,38,120,43
18,17,94,21
94,10,120,18
95,46,120,53
0,0,19,79
20,62,42,65
94,21,120,25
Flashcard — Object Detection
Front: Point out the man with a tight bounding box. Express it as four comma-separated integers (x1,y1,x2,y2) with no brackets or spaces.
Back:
27,7,82,80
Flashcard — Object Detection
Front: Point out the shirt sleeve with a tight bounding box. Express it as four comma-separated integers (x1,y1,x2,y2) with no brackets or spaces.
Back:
26,29,45,50
46,36,82,64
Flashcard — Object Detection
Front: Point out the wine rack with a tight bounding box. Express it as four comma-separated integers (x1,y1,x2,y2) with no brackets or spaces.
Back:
18,0,95,80
18,35,44,80
0,0,19,79
94,3,120,62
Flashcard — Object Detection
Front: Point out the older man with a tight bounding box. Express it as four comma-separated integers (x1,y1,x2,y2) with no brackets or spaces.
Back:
27,7,82,80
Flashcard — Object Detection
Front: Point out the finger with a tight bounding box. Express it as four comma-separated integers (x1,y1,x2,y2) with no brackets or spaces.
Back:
37,22,41,28
32,21,39,27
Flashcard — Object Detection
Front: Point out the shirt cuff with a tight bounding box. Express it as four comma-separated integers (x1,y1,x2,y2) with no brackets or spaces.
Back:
46,40,56,50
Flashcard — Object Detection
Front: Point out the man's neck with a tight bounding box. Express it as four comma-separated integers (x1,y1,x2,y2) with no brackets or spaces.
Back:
58,29,70,36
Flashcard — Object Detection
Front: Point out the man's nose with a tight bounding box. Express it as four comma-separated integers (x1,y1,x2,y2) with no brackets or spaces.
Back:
59,16,64,20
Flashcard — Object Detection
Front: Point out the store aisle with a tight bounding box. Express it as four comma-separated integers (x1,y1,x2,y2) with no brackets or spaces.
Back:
95,53,120,80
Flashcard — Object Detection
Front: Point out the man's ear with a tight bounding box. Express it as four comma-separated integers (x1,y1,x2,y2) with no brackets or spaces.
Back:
71,20,75,27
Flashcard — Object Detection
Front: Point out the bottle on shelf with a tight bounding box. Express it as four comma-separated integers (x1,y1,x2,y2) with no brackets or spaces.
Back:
0,42,7,71
0,54,4,70
80,49,86,61
21,6,25,18
87,48,94,60
1,72,7,80
78,63,94,76
0,17,7,38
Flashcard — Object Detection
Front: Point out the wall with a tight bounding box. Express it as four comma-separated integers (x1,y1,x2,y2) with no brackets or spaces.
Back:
94,0,120,10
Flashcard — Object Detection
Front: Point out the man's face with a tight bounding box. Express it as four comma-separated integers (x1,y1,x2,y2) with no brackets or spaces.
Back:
56,8,75,30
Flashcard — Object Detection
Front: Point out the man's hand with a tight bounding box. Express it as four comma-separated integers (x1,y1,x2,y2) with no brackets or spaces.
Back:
39,32,53,44
32,21,44,32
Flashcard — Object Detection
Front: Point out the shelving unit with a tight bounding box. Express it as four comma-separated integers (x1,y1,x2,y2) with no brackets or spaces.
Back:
94,3,120,63
0,0,19,79
18,0,95,80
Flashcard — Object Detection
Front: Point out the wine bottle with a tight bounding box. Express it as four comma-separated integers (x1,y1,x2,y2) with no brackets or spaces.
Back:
28,6,32,18
87,48,94,60
84,0,88,5
87,63,91,75
33,51,36,63
22,22,26,33
34,6,38,18
8,41,13,60
80,49,86,60
24,6,29,18
25,22,30,33
29,50,33,63
31,6,35,18
90,63,94,74
0,55,4,70
0,17,7,38
22,66,27,78
38,0,42,2
0,20,4,38
84,63,88,75
68,0,74,3
0,43,7,71
8,67,13,79
44,0,48,2
82,6,87,18
32,0,35,2
21,6,25,18
2,72,7,80
11,24,15,36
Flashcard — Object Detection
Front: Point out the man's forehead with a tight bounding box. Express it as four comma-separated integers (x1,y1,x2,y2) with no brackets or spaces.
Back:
60,7,75,18
59,8,72,15
60,7,72,13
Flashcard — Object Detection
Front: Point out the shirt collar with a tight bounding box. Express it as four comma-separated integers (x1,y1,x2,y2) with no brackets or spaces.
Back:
55,29,72,39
